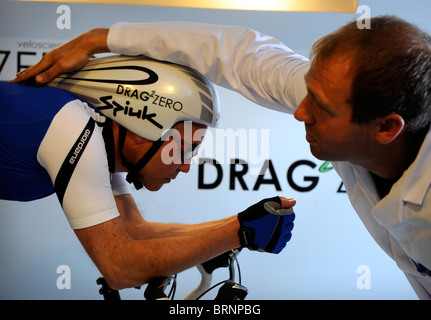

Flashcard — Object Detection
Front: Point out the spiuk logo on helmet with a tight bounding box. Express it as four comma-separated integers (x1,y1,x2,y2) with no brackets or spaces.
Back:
98,95,163,129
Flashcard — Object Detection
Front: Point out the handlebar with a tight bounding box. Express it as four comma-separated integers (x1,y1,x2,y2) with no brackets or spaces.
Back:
144,275,176,300
96,276,121,301
96,248,247,300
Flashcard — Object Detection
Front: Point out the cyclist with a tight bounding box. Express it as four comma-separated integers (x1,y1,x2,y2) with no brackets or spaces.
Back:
2,56,296,290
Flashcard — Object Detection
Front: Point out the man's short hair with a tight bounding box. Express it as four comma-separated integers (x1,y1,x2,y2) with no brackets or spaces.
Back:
311,15,431,136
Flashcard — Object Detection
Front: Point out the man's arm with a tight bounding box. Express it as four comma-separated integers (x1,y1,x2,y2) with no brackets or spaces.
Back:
12,28,109,84
12,22,309,113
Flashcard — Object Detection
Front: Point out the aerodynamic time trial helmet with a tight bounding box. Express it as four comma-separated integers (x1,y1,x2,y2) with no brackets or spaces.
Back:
48,55,220,190
48,54,220,141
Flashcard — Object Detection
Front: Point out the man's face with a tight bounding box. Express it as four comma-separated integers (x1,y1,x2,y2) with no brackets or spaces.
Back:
294,55,375,164
132,122,207,191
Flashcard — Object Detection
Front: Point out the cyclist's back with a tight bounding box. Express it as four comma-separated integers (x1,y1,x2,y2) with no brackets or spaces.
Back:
0,81,122,229
0,81,81,201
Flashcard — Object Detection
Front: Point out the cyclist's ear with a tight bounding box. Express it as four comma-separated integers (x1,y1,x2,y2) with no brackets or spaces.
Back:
127,131,149,145
112,121,149,145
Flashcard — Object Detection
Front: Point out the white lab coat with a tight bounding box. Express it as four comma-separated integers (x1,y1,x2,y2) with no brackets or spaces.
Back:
107,21,431,299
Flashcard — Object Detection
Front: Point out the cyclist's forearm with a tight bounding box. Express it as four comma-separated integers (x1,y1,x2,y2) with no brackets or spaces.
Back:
128,218,240,286
115,193,235,240
129,217,237,240
75,216,240,290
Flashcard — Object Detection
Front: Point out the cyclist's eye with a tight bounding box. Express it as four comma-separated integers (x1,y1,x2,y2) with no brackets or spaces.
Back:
182,143,200,160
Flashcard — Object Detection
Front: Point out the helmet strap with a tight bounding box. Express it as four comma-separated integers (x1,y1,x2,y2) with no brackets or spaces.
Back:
101,118,116,173
118,125,164,190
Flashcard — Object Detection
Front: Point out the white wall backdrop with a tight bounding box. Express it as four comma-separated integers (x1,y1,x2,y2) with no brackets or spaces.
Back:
1,0,430,300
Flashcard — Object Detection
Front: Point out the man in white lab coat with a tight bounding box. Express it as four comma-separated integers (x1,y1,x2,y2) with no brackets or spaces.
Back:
13,15,431,299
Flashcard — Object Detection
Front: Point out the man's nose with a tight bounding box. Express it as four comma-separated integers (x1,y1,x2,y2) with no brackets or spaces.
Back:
294,97,314,124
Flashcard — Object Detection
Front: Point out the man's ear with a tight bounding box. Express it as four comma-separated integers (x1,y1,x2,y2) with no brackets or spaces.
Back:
375,114,405,144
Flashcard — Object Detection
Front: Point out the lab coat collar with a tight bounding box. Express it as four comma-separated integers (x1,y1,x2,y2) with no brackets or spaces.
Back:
370,126,431,227
400,126,431,206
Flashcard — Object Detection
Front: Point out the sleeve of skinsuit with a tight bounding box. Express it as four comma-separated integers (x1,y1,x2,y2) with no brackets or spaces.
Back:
110,172,130,197
37,99,121,229
107,22,310,113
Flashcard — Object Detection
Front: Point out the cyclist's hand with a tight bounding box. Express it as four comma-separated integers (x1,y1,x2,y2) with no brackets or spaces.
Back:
237,196,296,254
11,28,109,84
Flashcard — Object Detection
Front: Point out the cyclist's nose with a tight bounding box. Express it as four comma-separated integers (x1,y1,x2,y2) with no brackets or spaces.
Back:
179,162,191,173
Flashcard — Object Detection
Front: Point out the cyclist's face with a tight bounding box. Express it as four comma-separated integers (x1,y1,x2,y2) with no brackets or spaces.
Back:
137,122,207,191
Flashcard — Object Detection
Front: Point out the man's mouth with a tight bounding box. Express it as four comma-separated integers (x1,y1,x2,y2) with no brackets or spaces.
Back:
305,132,316,144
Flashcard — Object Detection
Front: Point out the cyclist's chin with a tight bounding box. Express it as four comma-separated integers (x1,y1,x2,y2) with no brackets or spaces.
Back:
145,178,172,191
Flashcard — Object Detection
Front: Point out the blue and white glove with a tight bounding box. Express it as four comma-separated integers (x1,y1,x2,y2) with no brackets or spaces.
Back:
237,196,296,254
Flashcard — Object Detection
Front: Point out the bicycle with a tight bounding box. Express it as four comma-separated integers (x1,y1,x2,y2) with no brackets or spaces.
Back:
96,248,248,300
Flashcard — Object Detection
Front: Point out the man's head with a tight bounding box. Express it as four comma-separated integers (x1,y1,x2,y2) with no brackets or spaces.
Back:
295,15,431,164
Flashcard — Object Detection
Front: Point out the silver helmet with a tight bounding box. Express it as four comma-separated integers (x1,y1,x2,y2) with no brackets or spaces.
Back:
48,55,220,140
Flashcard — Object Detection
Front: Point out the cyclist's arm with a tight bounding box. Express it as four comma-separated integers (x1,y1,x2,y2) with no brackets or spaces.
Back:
37,100,238,290
37,100,120,229
41,121,240,291
115,193,237,240
74,212,240,290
